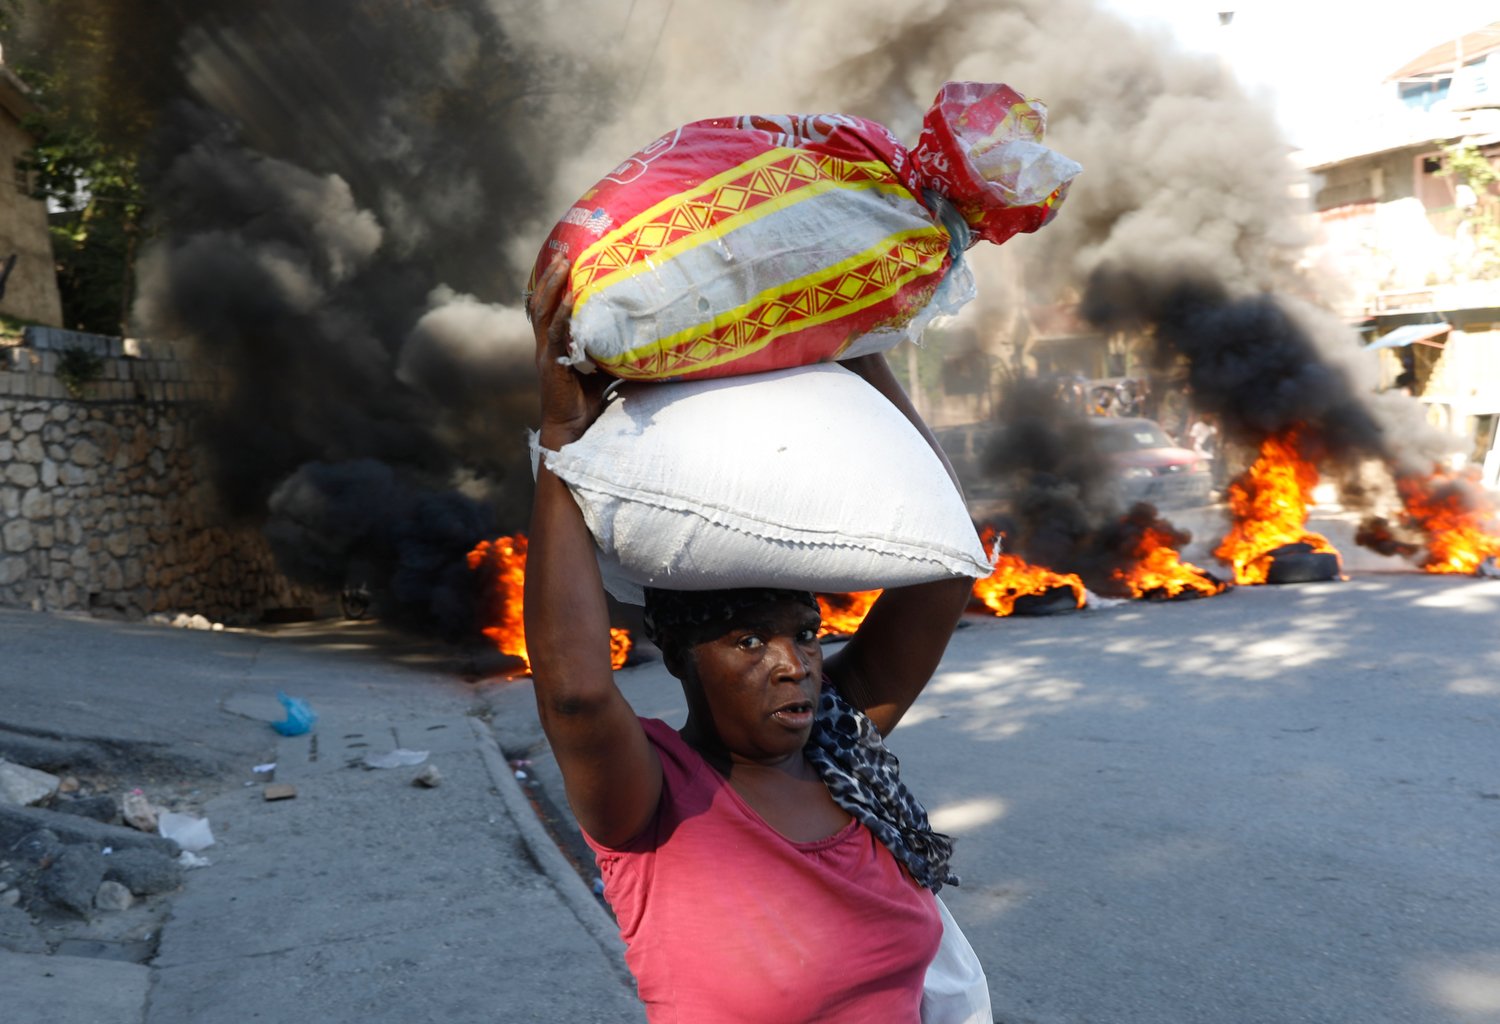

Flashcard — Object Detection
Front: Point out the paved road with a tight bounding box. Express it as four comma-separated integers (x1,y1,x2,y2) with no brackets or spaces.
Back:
0,611,643,1024
493,569,1500,1024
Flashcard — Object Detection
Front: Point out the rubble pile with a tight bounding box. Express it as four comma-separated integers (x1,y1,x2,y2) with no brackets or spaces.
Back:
0,757,195,960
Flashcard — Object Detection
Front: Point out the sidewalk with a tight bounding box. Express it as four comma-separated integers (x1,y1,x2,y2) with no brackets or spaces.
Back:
0,609,643,1024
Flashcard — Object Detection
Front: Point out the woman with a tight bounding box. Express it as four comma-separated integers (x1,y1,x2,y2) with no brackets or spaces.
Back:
524,257,980,1022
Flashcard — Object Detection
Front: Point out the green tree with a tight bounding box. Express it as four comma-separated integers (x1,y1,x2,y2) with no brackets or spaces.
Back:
3,0,165,334
1437,140,1500,281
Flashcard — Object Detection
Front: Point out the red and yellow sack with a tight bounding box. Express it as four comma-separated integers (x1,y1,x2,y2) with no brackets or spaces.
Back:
530,82,1079,382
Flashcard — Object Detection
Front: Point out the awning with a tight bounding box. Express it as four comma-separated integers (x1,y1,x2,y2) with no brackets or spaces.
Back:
1366,322,1451,350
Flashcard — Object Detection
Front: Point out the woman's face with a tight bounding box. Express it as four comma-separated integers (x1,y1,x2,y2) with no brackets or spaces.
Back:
680,596,824,764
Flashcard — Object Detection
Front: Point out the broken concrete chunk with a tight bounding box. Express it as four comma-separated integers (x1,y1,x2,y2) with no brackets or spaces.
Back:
94,880,134,912
11,828,63,866
0,806,179,857
0,760,60,807
412,764,443,788
52,794,120,824
121,789,158,833
40,845,106,917
101,847,184,896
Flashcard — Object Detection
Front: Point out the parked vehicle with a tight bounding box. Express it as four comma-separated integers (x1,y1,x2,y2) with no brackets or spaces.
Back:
1089,417,1212,508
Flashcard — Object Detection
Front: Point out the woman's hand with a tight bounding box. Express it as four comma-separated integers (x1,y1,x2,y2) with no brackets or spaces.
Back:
530,257,611,448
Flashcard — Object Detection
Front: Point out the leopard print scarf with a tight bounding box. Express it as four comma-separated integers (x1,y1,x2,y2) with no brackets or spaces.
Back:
805,685,958,893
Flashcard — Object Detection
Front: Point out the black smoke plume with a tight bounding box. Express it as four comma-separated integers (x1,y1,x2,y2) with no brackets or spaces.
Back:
979,378,1220,595
1081,269,1389,464
981,376,1115,574
17,0,616,631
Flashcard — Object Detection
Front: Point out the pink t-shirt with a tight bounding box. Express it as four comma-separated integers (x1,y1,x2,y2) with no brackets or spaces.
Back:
584,718,942,1023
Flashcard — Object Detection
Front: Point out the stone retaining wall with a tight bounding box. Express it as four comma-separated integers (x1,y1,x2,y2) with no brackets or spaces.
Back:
0,327,322,622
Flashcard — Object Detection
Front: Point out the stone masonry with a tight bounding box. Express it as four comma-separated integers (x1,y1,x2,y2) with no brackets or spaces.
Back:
0,327,322,622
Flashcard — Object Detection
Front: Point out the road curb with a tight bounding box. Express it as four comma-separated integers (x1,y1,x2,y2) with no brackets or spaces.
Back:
468,717,635,992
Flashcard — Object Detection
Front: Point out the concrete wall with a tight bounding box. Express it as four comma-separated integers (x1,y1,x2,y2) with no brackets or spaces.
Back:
0,327,322,622
0,68,63,327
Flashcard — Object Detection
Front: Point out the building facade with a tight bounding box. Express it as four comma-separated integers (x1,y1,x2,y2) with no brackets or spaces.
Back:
1304,21,1500,485
0,62,62,327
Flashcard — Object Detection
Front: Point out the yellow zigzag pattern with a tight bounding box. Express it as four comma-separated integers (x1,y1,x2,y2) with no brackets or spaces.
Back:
604,229,949,380
572,149,902,307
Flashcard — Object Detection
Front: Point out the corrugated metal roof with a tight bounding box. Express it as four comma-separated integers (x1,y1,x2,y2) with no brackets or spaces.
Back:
1366,322,1451,350
1387,21,1500,82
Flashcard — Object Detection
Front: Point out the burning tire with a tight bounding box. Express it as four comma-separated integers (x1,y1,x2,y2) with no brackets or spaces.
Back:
1263,543,1340,585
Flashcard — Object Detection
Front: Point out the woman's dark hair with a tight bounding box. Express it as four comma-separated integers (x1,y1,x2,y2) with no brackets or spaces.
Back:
641,587,819,657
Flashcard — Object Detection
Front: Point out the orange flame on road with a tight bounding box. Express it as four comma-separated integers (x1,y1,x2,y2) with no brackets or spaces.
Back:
467,534,632,672
1113,525,1227,599
1214,431,1339,585
1395,468,1500,575
972,528,1086,617
816,590,882,637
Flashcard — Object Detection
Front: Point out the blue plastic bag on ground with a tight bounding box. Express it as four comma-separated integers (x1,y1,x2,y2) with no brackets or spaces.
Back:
272,692,317,736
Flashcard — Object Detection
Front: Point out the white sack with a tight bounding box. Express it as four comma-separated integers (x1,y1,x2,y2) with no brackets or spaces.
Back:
539,363,992,605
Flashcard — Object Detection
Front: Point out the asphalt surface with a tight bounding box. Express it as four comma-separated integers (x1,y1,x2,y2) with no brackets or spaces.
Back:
0,610,643,1024
489,554,1500,1024
3,507,1499,1024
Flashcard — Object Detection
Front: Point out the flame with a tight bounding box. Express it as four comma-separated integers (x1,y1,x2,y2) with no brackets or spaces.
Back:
466,534,632,672
609,627,634,667
1394,468,1500,575
971,528,1086,617
1112,525,1227,599
816,589,882,637
1214,430,1339,585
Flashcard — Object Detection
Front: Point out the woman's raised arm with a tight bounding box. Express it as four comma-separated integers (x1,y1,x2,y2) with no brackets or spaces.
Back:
523,259,661,847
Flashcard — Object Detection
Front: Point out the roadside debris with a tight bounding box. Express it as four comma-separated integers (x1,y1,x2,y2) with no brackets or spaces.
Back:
52,793,119,823
94,879,134,912
39,845,106,918
101,847,184,895
0,760,61,806
363,749,428,769
272,692,317,736
121,789,159,833
0,749,216,959
262,783,297,801
146,611,227,632
412,764,443,788
158,811,214,852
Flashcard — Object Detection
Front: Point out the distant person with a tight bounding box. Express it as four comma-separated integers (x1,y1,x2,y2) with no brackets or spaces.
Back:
1188,412,1219,460
1188,413,1226,491
1091,386,1117,417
